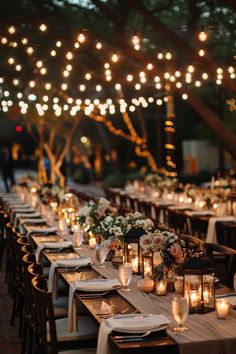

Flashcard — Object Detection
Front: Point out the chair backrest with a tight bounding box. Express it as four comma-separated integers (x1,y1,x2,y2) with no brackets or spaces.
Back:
205,243,236,287
215,221,236,249
179,233,205,251
31,275,57,354
188,215,209,240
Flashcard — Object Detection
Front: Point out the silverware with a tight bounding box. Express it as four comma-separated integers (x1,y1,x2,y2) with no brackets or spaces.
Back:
79,290,110,298
113,313,150,320
114,331,152,343
96,307,130,317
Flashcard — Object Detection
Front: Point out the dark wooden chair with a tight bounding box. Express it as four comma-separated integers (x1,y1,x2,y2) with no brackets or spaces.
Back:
215,221,236,249
0,209,8,268
136,200,152,219
179,233,205,251
188,215,210,240
31,275,97,354
205,243,236,288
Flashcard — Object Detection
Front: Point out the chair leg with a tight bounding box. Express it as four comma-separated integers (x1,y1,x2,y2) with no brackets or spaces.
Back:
10,287,18,326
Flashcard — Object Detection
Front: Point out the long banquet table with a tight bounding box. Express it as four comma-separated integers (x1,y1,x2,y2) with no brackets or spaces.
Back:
2,192,236,354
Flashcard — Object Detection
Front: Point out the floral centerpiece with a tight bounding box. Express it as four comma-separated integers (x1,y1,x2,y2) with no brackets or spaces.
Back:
126,211,154,231
140,230,186,280
98,215,128,249
38,185,67,204
78,197,117,234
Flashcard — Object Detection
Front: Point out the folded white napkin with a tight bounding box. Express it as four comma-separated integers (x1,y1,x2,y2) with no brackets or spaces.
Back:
8,202,28,206
10,207,35,223
26,226,57,237
14,212,41,226
96,313,170,354
48,257,92,299
19,218,46,226
35,240,73,262
68,278,120,332
206,216,236,243
10,204,31,209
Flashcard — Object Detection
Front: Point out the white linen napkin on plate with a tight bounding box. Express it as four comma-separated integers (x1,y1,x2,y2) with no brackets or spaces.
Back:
10,208,35,223
96,313,170,354
48,256,92,299
19,218,46,226
206,216,236,243
26,226,57,238
68,278,120,332
14,212,41,227
35,240,73,262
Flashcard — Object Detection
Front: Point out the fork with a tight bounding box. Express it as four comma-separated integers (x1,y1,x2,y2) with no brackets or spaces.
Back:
114,331,151,341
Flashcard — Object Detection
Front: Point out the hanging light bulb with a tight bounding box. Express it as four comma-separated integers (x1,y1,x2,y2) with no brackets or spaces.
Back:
8,26,16,34
77,33,86,43
111,52,119,63
198,29,208,42
198,49,205,57
96,42,102,50
131,32,140,46
39,24,47,32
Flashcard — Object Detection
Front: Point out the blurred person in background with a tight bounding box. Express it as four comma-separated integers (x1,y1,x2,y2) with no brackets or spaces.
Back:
0,146,15,192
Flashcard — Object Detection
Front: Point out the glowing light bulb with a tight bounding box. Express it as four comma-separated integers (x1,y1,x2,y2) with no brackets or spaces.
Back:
85,73,91,80
8,26,16,34
45,83,51,90
111,53,119,63
56,41,62,47
8,58,14,65
182,93,188,100
21,38,28,45
202,72,208,80
198,49,205,57
131,33,140,46
61,83,68,90
96,42,102,49
77,33,86,43
29,81,35,88
13,79,19,86
39,24,47,31
195,80,201,87
96,85,102,92
40,67,46,75
127,74,133,82
36,60,43,68
188,65,195,73
115,83,121,90
27,47,33,54
50,50,56,56
66,52,73,60
16,65,21,71
79,84,86,91
147,63,153,70
198,30,207,42
165,52,172,60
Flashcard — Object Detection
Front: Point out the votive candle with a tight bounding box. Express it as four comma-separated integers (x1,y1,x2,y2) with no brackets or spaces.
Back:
215,299,230,319
156,280,168,296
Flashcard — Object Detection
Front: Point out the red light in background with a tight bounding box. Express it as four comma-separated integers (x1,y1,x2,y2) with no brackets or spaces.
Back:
16,125,23,133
